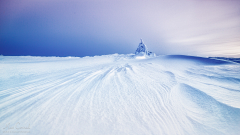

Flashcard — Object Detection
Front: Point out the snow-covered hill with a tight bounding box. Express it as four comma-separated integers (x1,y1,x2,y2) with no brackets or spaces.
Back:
0,54,240,135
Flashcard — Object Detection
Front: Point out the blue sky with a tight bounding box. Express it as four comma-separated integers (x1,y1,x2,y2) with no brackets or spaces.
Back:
1,0,240,57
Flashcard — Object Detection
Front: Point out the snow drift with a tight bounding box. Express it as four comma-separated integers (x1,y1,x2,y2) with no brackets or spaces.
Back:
0,54,240,135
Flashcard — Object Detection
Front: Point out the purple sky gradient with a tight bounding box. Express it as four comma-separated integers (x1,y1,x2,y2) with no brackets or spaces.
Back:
1,0,240,57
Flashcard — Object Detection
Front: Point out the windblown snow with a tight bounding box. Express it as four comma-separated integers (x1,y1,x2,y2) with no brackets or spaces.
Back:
0,54,240,135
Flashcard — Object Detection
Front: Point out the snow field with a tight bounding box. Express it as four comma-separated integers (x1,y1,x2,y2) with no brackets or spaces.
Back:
0,55,239,135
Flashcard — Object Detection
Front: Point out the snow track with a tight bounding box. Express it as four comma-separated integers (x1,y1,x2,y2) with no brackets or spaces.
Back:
0,55,240,135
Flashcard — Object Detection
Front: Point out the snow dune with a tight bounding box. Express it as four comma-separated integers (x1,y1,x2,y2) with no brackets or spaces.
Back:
0,54,240,135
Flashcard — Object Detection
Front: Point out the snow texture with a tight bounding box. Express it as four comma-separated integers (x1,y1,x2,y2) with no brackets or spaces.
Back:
0,54,240,135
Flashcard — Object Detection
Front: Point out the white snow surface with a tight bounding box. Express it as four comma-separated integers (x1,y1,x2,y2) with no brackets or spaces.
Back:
0,54,240,135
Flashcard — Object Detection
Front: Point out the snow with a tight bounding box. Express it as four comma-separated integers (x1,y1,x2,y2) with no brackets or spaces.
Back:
0,54,240,135
135,55,146,59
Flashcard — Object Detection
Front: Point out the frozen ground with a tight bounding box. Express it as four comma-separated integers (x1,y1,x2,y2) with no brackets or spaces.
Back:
0,54,240,135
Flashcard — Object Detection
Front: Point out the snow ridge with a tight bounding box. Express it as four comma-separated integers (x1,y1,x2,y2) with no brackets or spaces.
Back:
0,55,240,135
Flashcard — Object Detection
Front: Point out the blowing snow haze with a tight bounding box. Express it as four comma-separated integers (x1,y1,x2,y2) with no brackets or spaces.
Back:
1,0,240,57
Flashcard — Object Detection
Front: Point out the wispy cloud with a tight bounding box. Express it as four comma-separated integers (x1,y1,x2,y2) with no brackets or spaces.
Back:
1,0,239,57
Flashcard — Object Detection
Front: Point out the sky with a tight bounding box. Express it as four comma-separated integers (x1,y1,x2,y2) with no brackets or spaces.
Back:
0,0,240,57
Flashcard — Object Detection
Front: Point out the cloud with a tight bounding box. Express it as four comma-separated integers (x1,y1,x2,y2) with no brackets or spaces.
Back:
1,0,240,57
